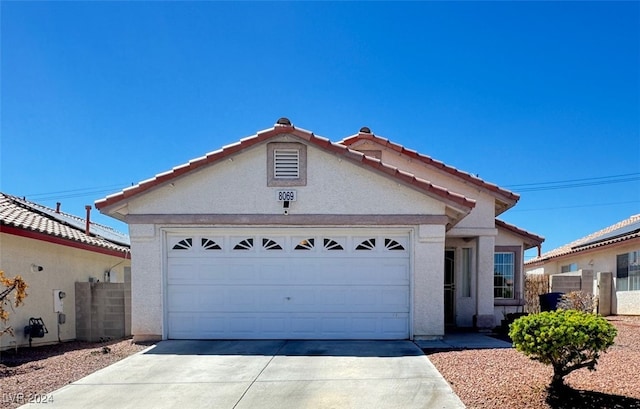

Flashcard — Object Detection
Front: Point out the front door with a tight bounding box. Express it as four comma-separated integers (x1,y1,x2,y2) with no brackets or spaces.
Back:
444,249,456,327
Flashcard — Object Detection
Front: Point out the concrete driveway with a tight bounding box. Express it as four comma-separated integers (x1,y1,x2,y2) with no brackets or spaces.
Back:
21,340,465,409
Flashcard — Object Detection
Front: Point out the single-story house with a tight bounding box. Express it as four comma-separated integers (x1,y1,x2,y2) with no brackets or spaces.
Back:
96,118,543,341
0,193,131,350
525,214,640,315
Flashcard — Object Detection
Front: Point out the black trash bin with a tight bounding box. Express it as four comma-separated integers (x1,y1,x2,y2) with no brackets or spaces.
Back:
539,292,564,312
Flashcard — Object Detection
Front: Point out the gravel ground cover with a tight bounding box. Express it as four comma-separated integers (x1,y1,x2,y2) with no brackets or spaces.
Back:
0,338,150,409
0,316,637,409
428,316,640,409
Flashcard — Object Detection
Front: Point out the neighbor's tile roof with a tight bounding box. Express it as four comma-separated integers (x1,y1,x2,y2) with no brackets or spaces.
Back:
96,123,476,213
341,132,520,210
525,214,640,265
0,192,130,254
495,219,544,250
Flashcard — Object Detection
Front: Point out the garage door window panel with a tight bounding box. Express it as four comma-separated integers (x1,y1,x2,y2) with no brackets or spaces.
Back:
356,238,376,250
201,238,222,250
262,238,283,250
172,238,193,250
295,238,315,250
385,238,405,251
233,238,254,250
323,238,345,251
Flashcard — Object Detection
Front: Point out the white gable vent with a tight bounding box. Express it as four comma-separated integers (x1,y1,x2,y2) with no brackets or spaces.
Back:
274,149,299,179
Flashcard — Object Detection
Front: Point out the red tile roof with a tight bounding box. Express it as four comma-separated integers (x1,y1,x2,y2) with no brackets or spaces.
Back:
96,123,476,213
0,192,130,256
495,219,544,250
525,214,640,265
341,132,520,213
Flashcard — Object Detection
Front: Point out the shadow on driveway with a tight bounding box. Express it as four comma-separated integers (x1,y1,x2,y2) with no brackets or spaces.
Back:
144,339,425,357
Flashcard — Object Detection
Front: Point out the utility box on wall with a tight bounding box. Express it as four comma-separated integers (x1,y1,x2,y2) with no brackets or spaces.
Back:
53,289,66,313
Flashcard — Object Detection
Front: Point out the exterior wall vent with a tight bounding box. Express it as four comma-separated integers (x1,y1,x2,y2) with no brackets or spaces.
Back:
274,149,300,179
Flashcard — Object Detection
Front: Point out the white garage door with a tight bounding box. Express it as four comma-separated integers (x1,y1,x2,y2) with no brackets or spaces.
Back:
166,230,410,339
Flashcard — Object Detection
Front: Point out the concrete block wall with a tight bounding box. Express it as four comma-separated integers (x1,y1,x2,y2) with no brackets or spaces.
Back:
550,270,594,294
75,282,131,342
124,267,132,337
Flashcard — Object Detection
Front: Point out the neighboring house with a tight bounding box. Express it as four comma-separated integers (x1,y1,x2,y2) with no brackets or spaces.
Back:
96,118,543,341
525,214,640,315
0,193,130,350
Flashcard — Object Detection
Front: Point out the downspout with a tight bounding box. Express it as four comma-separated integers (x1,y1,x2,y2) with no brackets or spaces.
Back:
85,205,92,235
537,244,542,258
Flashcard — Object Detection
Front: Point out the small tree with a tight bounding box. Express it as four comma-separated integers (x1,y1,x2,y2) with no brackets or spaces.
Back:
509,310,617,388
0,270,28,337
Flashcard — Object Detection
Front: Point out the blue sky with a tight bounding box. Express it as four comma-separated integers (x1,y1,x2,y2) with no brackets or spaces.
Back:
1,1,639,260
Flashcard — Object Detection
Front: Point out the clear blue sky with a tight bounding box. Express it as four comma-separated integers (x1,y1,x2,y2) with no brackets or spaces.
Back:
2,1,639,260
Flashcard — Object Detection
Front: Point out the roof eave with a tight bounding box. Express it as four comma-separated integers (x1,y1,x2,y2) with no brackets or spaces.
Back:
342,132,520,208
96,125,476,219
525,234,640,265
495,219,545,250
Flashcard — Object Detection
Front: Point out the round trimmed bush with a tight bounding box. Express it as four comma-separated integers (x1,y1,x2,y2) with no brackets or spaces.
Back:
508,310,617,387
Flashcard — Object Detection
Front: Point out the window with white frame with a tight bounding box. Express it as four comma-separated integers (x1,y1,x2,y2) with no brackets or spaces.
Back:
494,252,515,299
617,250,640,291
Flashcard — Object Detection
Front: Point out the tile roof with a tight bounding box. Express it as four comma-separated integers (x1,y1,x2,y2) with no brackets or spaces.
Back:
525,214,640,265
0,192,130,255
495,219,544,250
96,122,476,214
341,131,520,213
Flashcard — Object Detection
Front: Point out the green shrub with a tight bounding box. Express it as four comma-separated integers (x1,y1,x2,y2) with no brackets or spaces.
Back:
508,310,617,387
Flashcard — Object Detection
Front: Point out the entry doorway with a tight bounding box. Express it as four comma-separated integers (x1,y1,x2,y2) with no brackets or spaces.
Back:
444,249,456,327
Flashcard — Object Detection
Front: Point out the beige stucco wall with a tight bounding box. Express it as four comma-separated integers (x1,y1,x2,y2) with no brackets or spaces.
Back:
414,224,446,338
525,240,640,315
616,291,640,314
126,136,446,217
128,224,164,341
0,233,130,350
352,140,498,228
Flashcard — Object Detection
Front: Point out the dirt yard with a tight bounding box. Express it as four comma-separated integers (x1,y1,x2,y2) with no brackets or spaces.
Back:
0,338,150,409
428,316,640,408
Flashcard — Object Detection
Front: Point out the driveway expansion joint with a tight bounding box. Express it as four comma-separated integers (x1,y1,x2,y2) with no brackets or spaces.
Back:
231,340,288,409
